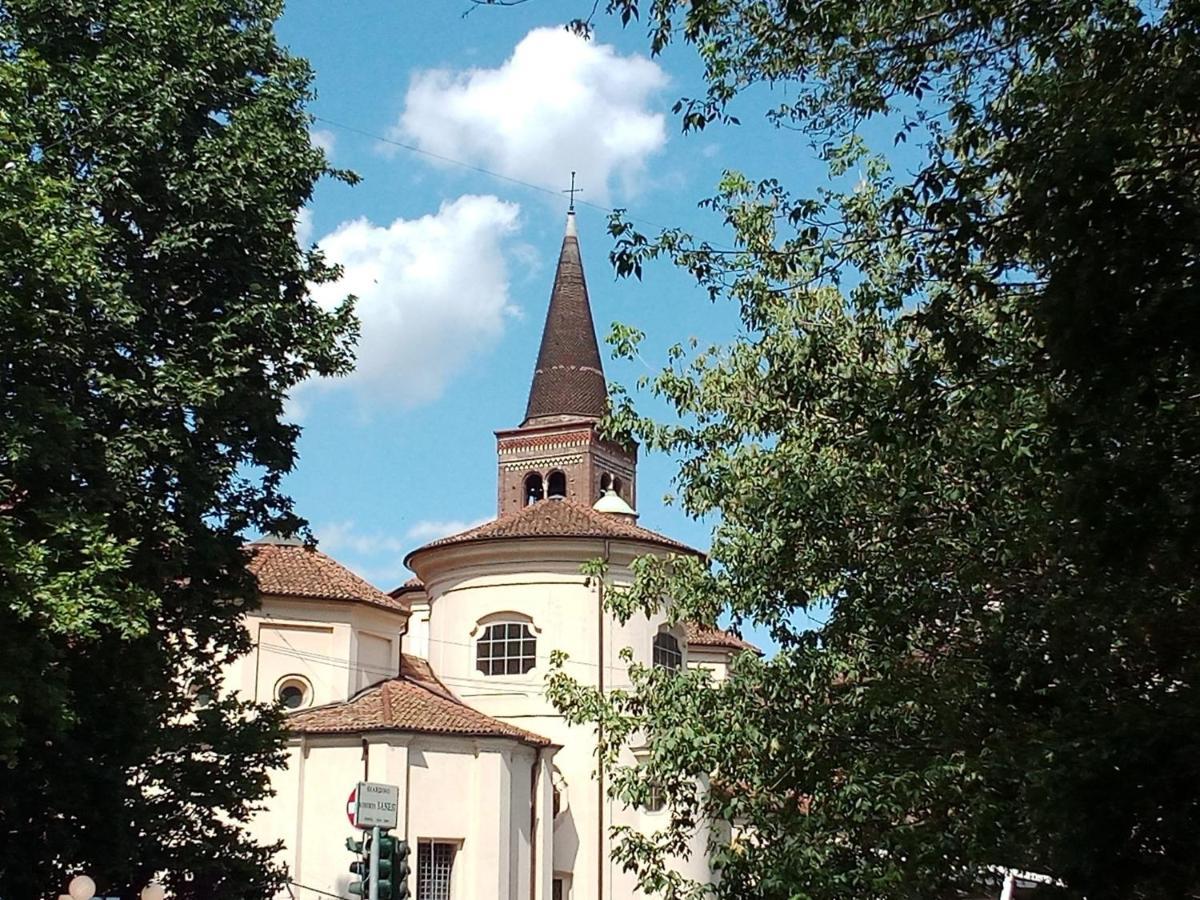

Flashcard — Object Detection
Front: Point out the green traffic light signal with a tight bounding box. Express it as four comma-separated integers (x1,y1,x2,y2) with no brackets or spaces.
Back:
347,834,369,897
377,834,396,878
376,834,396,900
345,830,410,900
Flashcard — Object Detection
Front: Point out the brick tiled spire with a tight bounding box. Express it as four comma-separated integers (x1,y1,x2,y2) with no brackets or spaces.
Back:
522,210,608,426
498,211,636,516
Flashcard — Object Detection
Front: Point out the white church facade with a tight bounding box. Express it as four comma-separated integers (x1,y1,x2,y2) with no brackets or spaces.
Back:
222,211,755,900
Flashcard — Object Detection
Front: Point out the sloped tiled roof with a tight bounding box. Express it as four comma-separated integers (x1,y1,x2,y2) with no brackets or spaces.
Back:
389,576,425,595
686,622,760,654
406,499,702,562
523,212,608,426
287,654,552,747
247,541,405,613
387,577,425,609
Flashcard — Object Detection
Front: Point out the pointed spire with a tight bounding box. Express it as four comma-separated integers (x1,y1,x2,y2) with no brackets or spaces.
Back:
522,210,608,426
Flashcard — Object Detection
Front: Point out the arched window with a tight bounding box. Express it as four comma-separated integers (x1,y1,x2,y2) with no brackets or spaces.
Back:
524,472,544,506
477,621,537,675
547,470,567,498
275,675,312,709
653,633,682,671
599,473,612,498
633,752,666,813
612,476,625,498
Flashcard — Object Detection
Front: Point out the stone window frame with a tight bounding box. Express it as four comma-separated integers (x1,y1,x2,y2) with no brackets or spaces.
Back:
631,746,668,815
652,630,683,672
416,839,459,900
472,612,541,677
274,674,313,710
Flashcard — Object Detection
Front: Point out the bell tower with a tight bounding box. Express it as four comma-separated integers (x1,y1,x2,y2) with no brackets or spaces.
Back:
496,210,637,516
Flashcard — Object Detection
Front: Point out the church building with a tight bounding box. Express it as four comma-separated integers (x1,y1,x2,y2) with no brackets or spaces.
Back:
225,210,755,900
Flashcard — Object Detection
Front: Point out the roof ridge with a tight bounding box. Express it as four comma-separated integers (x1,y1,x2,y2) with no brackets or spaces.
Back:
405,498,702,563
246,542,405,613
286,658,553,746
399,653,462,705
684,621,761,653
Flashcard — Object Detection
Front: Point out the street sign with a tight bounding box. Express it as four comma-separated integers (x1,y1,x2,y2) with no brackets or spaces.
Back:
349,781,399,830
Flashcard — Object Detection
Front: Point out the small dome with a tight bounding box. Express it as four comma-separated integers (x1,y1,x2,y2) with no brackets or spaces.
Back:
592,489,637,518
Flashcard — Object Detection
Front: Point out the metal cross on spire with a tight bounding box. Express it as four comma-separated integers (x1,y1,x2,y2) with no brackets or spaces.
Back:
562,171,582,211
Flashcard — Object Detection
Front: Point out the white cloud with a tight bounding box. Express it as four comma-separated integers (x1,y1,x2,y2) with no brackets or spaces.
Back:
314,517,491,591
404,518,490,542
295,207,314,246
317,518,488,554
311,128,337,158
302,195,521,410
319,521,407,556
396,27,668,200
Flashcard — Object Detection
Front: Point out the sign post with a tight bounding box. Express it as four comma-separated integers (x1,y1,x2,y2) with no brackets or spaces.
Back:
368,825,381,900
346,781,400,900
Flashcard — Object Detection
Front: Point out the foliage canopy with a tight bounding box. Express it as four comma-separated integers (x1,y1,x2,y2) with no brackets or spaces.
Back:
0,0,355,895
546,0,1200,898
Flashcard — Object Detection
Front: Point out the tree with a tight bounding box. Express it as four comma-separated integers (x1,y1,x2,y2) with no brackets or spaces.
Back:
0,0,355,896
545,0,1200,898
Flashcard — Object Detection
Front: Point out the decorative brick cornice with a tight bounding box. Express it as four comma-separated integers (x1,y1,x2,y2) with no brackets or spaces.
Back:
499,455,583,472
497,430,593,454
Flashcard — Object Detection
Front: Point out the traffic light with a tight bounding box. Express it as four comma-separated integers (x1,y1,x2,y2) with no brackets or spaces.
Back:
347,835,369,897
395,839,411,900
373,834,411,900
345,831,409,900
376,834,395,899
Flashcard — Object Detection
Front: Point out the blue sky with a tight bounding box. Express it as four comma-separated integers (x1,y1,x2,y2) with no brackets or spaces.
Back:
275,1,831,651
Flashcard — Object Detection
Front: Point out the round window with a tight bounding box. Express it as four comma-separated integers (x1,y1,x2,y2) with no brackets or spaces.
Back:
188,682,214,709
276,678,310,709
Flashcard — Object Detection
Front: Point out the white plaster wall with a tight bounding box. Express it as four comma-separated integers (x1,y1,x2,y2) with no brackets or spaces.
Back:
248,734,548,900
687,648,733,682
410,537,717,899
406,599,432,658
221,596,406,709
355,631,394,692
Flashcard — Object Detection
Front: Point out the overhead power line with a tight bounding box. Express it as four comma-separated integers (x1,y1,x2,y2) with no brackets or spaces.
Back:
310,114,677,234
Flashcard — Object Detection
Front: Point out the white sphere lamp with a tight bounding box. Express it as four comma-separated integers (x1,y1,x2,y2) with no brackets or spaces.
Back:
68,875,97,900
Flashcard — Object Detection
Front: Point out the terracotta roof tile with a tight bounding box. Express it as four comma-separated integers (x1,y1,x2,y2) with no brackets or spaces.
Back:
287,654,552,746
386,577,425,609
246,542,405,613
389,576,424,595
686,622,760,653
406,499,701,561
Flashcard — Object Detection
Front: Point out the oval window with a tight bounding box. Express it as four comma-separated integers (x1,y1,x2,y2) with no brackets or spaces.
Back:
276,677,311,709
